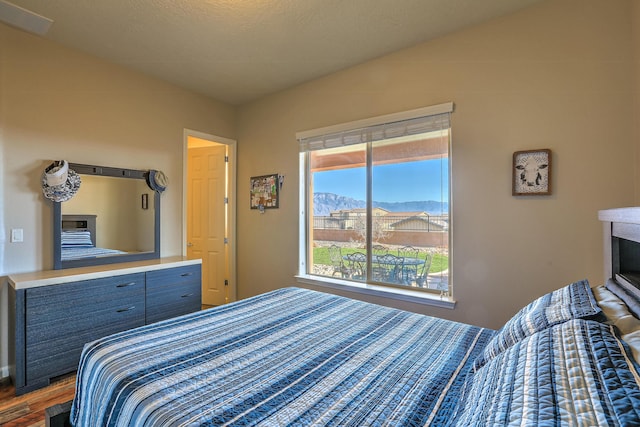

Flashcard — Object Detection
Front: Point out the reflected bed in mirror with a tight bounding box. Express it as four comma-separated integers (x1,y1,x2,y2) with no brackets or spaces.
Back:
53,163,160,270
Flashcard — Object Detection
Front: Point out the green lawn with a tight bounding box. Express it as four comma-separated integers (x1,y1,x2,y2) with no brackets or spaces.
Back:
313,246,448,274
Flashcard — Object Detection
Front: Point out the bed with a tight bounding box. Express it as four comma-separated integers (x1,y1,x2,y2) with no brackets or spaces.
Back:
65,208,640,426
61,214,126,260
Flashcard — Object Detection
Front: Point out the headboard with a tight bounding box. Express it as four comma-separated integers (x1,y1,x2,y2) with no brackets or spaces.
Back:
599,207,640,296
61,214,97,247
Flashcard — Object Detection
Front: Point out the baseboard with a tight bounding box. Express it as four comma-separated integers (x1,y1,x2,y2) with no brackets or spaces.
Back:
0,365,10,383
0,375,10,387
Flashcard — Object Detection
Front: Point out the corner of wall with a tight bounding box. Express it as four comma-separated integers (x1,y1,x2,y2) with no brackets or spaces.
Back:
632,0,640,205
0,276,9,380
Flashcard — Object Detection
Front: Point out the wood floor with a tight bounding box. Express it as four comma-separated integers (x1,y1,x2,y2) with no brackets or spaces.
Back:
0,376,75,427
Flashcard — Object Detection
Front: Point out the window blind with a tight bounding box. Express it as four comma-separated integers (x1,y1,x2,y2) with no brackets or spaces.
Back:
298,102,453,152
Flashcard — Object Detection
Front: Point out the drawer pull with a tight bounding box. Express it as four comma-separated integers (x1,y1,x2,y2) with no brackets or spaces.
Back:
116,282,137,288
180,273,193,277
116,306,136,313
181,293,194,298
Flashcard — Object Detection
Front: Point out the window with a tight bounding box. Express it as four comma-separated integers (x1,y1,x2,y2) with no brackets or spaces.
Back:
298,103,452,296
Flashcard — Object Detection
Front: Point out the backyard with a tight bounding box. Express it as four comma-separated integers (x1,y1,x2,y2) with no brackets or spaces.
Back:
313,245,448,273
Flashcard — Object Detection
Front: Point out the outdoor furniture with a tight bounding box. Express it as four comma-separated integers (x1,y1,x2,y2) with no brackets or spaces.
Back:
372,244,388,255
371,244,389,279
398,246,420,283
414,252,434,287
343,252,367,279
398,245,419,258
328,244,349,277
340,251,428,286
373,253,404,283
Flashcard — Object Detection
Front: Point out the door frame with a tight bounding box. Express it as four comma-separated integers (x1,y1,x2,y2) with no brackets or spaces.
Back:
183,128,237,303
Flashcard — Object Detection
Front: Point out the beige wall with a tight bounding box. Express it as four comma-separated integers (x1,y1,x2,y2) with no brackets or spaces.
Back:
236,0,636,329
634,1,640,203
0,24,235,376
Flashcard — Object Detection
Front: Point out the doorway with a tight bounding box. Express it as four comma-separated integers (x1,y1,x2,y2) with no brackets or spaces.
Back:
184,130,236,306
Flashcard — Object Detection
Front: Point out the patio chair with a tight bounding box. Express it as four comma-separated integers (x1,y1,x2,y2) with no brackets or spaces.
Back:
371,244,389,279
328,245,349,277
398,245,419,258
372,244,388,255
414,252,434,287
398,246,420,284
344,252,367,279
374,253,404,283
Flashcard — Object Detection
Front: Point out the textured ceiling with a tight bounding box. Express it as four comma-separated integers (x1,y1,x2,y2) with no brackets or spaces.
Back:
5,0,543,105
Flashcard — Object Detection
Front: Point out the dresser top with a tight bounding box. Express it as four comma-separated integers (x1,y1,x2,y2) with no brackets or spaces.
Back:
9,256,202,290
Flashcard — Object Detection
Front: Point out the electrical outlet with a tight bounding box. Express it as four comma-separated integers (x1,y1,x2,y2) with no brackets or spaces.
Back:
11,228,23,243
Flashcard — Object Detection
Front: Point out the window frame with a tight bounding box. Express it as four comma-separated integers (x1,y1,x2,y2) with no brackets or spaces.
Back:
296,103,455,308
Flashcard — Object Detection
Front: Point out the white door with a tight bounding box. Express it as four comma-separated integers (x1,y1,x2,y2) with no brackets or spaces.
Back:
187,144,228,306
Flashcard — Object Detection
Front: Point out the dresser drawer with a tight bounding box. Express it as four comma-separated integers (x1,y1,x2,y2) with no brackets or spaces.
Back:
146,265,201,289
146,280,201,324
26,273,144,318
26,304,144,382
146,265,201,324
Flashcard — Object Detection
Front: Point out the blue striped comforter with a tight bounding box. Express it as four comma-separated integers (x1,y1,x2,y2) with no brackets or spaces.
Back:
61,246,126,260
70,287,494,426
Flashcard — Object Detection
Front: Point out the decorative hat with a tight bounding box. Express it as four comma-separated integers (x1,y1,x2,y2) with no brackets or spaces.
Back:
42,160,81,202
146,169,168,193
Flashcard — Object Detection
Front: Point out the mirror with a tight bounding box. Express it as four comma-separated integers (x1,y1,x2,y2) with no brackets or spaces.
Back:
53,163,160,269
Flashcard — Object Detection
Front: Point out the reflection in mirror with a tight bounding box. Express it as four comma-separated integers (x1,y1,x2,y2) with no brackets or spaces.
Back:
53,163,160,269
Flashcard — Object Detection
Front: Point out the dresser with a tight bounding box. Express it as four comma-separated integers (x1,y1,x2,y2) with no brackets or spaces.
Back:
8,257,202,395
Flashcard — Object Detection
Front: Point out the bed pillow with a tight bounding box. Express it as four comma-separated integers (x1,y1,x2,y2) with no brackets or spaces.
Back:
473,279,603,370
593,284,640,335
455,319,640,426
593,284,640,363
606,279,640,320
61,230,93,248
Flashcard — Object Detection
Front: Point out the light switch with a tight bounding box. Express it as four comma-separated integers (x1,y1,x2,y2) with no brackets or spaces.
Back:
11,228,23,243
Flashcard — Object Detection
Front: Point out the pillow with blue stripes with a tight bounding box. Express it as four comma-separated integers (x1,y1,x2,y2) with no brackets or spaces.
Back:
606,279,640,321
61,230,93,248
473,279,603,371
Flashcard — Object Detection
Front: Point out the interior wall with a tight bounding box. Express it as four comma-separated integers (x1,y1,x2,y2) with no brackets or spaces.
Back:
634,1,640,205
236,0,636,329
0,23,236,377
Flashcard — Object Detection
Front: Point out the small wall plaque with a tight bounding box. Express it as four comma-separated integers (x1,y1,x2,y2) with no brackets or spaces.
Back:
513,149,552,196
250,173,279,209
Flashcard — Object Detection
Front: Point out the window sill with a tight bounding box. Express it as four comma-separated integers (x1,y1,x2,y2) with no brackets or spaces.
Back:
295,274,456,310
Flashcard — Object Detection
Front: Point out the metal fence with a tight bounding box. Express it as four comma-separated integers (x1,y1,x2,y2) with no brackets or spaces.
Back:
313,214,449,233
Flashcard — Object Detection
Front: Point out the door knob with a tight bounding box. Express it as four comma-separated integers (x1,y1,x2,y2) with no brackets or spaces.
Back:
187,242,193,247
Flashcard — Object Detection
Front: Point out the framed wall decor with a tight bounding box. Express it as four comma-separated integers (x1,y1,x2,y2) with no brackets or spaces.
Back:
512,149,552,196
250,173,279,209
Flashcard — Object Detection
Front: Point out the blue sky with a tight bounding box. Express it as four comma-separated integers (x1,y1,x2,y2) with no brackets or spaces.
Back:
313,159,448,203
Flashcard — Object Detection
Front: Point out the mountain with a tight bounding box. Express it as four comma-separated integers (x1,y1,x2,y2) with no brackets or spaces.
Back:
313,193,365,216
313,193,448,216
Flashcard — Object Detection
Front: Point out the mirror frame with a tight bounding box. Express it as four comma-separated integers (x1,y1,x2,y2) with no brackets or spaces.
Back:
53,163,160,270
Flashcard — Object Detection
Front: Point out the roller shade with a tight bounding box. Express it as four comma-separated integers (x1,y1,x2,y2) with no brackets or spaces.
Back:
298,102,452,152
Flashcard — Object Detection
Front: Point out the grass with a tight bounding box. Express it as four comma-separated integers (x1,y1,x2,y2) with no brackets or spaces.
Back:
313,246,448,274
